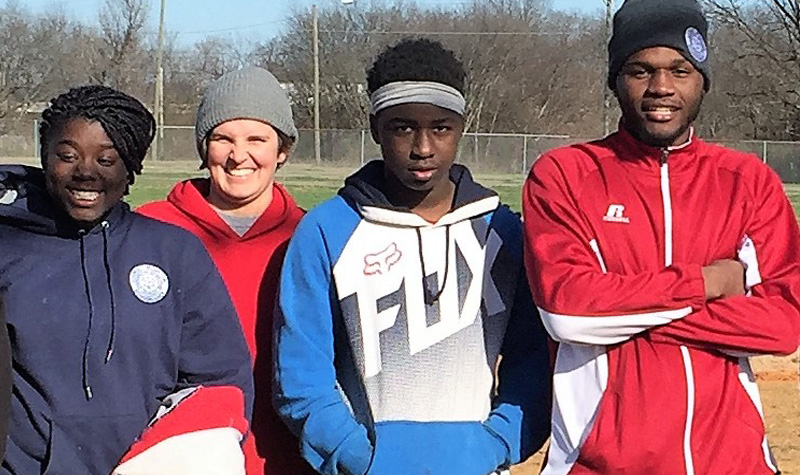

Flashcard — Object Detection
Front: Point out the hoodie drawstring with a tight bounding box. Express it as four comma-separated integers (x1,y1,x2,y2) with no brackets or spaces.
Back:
417,225,451,305
101,222,116,363
79,221,116,401
78,231,94,400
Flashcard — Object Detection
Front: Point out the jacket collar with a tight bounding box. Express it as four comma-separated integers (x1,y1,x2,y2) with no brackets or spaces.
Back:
610,125,702,175
166,178,298,241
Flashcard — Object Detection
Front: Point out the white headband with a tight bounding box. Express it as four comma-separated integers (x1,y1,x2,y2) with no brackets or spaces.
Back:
369,81,466,116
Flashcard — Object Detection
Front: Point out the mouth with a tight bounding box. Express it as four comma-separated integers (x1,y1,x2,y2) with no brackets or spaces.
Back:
409,167,437,181
225,168,256,178
67,188,102,206
643,105,680,122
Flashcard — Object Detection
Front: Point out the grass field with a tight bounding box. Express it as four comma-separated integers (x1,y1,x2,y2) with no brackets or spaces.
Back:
130,161,800,474
127,160,800,217
126,161,532,211
5,158,800,472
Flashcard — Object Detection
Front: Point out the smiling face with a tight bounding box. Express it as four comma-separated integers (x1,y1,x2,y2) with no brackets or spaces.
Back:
44,118,129,228
205,119,287,217
371,102,464,210
615,46,705,148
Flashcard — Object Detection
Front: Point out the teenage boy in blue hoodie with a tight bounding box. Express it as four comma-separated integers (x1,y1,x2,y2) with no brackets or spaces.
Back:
273,38,551,475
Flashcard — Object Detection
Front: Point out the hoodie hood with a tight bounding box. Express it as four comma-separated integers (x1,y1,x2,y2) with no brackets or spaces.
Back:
338,160,499,227
165,178,300,242
0,164,130,237
0,164,61,235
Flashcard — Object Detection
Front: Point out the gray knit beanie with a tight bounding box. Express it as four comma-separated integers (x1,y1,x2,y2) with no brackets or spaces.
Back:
608,0,711,91
195,66,298,163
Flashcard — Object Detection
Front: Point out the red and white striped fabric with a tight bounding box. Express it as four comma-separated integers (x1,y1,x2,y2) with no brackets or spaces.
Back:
113,385,248,475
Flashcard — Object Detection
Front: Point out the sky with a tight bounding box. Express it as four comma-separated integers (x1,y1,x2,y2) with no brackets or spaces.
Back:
9,0,607,46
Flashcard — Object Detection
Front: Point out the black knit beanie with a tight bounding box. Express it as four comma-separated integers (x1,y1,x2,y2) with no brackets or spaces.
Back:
608,0,711,91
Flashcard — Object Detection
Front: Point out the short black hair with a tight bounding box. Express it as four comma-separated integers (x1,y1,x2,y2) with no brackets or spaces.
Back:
39,85,155,185
366,38,466,95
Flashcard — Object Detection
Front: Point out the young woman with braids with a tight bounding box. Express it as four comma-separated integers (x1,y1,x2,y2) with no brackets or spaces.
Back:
0,85,253,473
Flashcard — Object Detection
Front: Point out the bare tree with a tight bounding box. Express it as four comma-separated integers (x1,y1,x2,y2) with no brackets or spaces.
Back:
97,0,150,93
703,0,800,138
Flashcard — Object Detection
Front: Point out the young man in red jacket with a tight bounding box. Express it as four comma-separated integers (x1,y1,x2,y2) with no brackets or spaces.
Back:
138,67,310,475
523,0,800,473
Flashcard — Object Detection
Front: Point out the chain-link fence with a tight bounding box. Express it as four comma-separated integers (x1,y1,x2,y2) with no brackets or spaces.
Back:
4,122,800,182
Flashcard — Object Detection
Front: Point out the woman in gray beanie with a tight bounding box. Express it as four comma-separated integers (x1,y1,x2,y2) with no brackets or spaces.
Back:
138,67,311,474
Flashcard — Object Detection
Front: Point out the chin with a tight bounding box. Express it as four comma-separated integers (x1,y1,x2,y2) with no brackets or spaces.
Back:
70,213,102,226
637,126,686,148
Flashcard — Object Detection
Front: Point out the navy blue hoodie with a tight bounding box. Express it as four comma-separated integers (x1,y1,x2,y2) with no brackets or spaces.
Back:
0,165,253,474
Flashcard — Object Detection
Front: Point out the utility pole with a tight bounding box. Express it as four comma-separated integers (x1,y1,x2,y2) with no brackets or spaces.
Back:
153,0,167,161
312,4,321,165
603,0,614,137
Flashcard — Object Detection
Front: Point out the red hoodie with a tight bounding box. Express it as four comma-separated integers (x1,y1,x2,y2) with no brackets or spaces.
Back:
523,128,800,474
138,179,312,475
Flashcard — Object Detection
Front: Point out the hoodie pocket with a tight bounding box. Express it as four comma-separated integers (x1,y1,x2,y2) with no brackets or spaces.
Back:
42,414,144,475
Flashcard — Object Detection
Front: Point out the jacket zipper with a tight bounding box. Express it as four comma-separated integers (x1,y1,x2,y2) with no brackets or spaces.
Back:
661,148,696,475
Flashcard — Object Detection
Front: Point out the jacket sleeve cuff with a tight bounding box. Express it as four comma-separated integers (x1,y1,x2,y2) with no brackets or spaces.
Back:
674,263,706,310
336,429,374,475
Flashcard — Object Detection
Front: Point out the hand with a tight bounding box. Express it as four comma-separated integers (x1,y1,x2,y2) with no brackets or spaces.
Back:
702,259,746,300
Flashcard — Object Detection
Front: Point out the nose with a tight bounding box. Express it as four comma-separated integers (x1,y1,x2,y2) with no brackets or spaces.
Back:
73,157,99,180
227,142,249,164
646,69,675,97
411,130,434,159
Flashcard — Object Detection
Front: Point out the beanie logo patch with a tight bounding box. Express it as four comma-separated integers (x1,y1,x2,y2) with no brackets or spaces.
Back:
685,27,708,63
129,264,170,304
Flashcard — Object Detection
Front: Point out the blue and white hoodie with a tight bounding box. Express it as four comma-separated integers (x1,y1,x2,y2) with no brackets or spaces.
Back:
274,161,551,475
0,165,253,474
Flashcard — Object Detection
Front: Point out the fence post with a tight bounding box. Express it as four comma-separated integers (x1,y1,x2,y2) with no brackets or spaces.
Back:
473,133,478,164
360,129,365,166
33,119,40,161
762,141,768,164
522,135,528,176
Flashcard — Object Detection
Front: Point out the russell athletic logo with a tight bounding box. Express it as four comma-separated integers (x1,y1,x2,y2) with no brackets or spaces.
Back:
603,204,630,224
364,243,403,275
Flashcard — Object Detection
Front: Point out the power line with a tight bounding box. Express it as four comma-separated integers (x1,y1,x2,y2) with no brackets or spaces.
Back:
174,19,290,35
315,29,576,36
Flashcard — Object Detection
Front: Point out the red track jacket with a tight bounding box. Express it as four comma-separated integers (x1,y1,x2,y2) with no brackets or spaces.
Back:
523,127,800,474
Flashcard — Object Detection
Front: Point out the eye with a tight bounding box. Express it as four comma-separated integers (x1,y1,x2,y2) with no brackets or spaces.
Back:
209,135,231,143
97,156,116,167
673,68,691,78
433,125,452,133
394,125,413,134
627,68,650,80
56,152,76,162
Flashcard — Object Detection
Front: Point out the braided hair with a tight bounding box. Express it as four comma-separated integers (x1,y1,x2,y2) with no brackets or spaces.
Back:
39,85,155,185
366,38,466,95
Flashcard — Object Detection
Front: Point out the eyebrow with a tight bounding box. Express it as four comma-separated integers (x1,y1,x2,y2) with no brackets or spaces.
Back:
385,117,418,126
56,139,115,150
385,117,456,126
624,58,692,68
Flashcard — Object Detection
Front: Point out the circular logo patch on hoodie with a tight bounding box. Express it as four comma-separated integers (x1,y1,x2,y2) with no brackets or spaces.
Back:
129,264,170,304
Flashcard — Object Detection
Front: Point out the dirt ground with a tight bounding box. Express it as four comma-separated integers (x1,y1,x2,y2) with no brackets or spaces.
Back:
512,352,800,474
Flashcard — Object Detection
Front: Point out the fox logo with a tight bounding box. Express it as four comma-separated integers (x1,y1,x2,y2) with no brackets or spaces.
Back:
364,243,403,276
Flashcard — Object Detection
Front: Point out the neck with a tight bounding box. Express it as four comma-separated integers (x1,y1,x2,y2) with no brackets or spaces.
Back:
384,179,455,223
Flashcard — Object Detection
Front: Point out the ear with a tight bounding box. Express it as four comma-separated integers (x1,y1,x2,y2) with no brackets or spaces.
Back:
276,151,288,168
369,115,380,144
